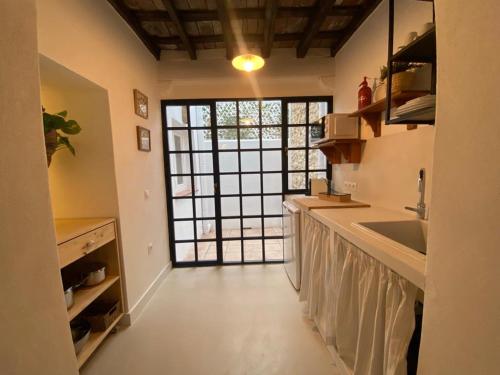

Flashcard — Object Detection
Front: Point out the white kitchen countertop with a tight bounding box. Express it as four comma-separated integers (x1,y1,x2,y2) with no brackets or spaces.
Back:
300,204,426,290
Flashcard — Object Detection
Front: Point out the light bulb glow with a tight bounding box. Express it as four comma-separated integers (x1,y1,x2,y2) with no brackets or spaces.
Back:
232,54,265,72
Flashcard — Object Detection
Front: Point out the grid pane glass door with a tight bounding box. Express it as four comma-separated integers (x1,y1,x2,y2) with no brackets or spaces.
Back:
164,96,332,267
165,104,219,264
285,99,330,192
217,100,284,264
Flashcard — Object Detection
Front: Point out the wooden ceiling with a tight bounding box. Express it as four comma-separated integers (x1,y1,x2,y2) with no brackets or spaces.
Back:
108,0,382,60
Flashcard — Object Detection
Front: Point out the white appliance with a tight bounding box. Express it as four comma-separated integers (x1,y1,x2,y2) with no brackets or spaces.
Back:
314,113,359,144
282,201,301,290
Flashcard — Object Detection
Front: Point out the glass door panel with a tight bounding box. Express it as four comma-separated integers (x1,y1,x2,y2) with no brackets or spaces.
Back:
284,98,331,194
164,96,332,266
165,104,218,264
216,99,284,264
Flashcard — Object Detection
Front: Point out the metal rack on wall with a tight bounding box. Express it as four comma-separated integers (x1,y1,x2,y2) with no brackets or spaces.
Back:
385,0,436,126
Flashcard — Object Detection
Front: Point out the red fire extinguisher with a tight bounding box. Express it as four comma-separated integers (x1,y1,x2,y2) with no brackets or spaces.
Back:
358,76,372,109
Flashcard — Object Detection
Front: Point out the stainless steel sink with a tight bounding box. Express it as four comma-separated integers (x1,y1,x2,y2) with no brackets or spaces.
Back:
355,220,428,254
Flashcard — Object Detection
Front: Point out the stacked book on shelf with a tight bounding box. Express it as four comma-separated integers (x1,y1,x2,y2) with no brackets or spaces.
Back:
392,94,436,121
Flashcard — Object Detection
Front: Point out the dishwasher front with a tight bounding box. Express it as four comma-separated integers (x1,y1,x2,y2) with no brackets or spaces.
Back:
282,200,301,290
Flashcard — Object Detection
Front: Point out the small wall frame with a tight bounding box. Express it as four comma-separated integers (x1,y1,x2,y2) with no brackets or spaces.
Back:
136,126,151,152
133,89,148,119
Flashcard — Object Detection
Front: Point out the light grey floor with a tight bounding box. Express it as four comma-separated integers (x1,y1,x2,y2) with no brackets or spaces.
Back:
81,265,338,375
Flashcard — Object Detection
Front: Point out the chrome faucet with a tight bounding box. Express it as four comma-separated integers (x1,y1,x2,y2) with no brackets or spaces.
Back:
405,168,427,220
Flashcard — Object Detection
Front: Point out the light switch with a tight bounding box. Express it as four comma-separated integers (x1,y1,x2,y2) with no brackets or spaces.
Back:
147,243,153,254
144,189,150,199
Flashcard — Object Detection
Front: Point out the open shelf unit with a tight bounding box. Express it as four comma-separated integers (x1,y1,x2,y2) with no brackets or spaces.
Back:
391,27,436,63
67,276,120,321
385,0,436,125
315,139,366,164
350,90,429,137
76,312,124,368
55,218,124,370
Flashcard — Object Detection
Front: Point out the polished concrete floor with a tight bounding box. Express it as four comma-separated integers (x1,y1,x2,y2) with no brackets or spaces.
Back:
81,265,338,375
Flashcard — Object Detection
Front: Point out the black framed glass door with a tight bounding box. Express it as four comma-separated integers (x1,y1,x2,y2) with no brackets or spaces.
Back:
283,98,331,192
215,99,284,264
163,96,332,267
163,103,220,265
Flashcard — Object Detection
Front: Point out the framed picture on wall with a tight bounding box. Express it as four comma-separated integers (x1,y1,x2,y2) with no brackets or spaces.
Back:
136,126,151,152
133,89,148,119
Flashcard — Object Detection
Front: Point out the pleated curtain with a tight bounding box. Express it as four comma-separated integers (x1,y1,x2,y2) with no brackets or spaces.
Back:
334,234,417,375
300,214,417,375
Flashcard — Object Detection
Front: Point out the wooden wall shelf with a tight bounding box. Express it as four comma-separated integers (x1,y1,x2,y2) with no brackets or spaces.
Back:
349,90,429,137
316,139,366,164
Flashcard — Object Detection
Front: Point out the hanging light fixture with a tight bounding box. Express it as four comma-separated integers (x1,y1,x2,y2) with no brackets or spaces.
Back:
232,53,265,72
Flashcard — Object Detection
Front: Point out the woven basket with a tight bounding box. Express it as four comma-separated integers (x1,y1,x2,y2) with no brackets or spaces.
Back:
373,71,417,102
374,82,387,102
391,71,416,92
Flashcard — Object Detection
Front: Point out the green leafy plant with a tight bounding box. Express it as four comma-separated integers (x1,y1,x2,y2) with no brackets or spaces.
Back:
42,108,81,166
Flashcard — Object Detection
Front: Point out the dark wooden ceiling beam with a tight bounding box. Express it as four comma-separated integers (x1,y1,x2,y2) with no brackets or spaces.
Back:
215,0,234,60
161,0,196,60
262,0,278,58
107,0,161,60
154,31,342,46
296,0,336,58
280,5,359,18
135,6,360,23
330,0,383,58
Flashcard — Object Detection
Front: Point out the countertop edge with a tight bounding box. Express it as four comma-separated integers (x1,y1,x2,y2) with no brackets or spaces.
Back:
307,208,426,290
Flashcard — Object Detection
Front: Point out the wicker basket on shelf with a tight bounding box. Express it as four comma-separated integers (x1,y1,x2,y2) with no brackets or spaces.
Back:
374,71,416,102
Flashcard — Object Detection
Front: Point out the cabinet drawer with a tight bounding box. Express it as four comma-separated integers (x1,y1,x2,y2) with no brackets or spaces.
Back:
58,222,115,268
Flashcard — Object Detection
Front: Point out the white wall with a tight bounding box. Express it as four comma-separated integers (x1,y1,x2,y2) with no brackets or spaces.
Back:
159,49,335,99
418,1,500,373
40,56,119,219
332,0,435,212
0,1,77,373
36,0,169,311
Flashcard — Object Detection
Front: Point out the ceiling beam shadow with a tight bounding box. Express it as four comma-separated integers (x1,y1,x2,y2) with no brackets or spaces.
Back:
296,0,335,58
215,0,234,60
262,0,278,58
161,0,196,60
107,0,161,60
330,0,383,58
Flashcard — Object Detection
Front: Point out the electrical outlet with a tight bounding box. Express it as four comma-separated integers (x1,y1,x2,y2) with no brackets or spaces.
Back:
147,243,153,254
344,181,358,192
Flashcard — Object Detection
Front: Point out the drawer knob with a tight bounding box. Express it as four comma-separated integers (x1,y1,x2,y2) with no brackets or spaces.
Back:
86,240,96,248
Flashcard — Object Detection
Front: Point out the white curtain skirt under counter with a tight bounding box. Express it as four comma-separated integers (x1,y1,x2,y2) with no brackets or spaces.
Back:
300,213,417,375
299,213,335,344
334,234,417,375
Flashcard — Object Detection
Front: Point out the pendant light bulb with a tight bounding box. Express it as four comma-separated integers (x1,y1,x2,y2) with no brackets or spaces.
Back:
232,54,265,72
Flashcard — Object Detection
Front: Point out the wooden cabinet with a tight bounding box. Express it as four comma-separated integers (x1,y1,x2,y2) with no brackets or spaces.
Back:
57,222,115,268
54,218,124,369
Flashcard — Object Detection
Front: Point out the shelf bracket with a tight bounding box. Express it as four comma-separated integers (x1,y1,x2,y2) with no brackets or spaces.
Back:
361,113,381,137
318,140,364,164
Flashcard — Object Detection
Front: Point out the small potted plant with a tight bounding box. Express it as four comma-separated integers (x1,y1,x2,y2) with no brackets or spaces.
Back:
43,108,81,166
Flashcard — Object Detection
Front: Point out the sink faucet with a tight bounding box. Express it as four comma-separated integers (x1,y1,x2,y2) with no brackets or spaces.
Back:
405,168,427,220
